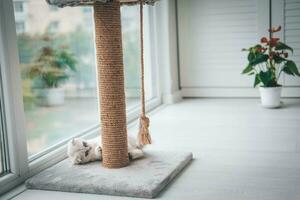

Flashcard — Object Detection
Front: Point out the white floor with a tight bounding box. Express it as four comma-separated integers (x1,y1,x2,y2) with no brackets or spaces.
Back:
11,99,300,200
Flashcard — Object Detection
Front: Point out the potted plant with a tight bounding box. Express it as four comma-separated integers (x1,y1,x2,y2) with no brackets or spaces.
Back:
29,42,76,106
242,26,300,108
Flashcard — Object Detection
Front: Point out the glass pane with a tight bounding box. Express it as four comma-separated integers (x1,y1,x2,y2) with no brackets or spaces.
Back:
13,0,99,156
121,6,155,109
122,6,140,109
13,1,24,12
13,0,154,157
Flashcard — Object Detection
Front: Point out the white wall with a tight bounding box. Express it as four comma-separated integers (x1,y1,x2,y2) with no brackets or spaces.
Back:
154,0,182,103
177,0,300,97
283,0,300,88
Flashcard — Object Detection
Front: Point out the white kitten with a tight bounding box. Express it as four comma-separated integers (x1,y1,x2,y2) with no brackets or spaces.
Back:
67,137,102,164
68,130,144,165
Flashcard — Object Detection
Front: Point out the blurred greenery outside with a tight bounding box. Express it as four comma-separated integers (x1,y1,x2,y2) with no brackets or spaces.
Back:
19,27,97,106
15,4,141,155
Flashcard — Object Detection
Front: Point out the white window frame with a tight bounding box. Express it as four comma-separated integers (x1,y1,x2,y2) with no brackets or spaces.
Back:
0,0,162,195
13,1,24,13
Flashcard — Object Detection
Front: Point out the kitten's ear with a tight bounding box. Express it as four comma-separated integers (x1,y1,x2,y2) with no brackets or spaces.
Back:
71,138,76,145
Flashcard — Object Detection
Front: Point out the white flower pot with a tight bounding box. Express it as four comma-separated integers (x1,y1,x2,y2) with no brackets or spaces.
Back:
34,88,65,106
259,86,282,108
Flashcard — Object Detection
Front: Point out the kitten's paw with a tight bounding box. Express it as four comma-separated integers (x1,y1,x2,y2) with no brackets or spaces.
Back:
71,157,84,165
97,146,102,153
96,146,102,160
128,149,144,160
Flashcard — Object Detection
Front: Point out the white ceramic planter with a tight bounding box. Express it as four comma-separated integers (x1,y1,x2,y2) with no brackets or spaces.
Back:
34,88,65,106
259,86,282,108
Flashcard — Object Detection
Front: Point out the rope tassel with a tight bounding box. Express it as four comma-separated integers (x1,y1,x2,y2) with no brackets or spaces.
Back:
137,0,152,147
138,115,152,147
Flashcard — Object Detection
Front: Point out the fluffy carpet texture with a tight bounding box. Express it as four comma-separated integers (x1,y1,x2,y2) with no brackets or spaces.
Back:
26,151,192,198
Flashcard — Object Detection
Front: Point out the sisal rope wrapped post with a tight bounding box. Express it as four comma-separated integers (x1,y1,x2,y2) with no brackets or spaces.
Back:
94,0,129,168
138,0,152,147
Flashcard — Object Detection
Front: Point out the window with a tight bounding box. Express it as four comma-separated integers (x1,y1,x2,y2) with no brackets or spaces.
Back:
15,21,25,34
81,7,91,13
13,1,24,13
13,1,156,158
0,67,9,176
14,2,99,157
121,5,155,108
122,6,140,108
48,21,59,33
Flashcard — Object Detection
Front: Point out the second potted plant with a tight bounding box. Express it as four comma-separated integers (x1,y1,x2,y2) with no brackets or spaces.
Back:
29,40,76,107
242,26,300,108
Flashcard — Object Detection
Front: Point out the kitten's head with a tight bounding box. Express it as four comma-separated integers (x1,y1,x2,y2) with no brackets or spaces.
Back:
67,138,91,164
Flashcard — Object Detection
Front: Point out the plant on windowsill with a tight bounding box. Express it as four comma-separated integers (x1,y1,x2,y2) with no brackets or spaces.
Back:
241,26,300,108
28,38,76,107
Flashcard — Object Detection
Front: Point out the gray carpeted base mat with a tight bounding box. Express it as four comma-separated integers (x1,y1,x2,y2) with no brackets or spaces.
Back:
26,151,193,198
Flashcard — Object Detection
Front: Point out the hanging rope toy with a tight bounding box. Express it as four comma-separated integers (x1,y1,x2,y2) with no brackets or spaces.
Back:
137,0,152,147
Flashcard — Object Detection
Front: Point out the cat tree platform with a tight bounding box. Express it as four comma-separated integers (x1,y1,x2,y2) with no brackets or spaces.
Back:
26,151,192,198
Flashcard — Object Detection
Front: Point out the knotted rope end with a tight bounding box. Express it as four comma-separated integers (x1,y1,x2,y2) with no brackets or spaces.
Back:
138,115,152,148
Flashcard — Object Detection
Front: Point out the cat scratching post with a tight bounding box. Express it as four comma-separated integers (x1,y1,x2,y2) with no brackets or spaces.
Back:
28,2,194,197
94,1,128,168
46,0,157,169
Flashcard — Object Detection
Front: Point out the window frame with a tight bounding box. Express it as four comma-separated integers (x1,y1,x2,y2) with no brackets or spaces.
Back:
15,21,25,33
13,1,24,13
0,0,162,195
0,65,10,177
0,0,29,193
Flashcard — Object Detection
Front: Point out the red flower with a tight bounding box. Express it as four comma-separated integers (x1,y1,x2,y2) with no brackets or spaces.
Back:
269,51,276,60
268,26,282,33
268,38,280,47
260,37,268,43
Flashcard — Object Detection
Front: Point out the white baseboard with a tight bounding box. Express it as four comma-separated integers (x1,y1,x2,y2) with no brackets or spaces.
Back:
281,87,300,97
182,87,300,97
163,90,182,104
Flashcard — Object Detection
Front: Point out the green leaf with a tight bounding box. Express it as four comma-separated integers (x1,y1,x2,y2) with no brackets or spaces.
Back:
247,52,255,62
282,66,294,76
57,51,77,71
254,74,260,87
247,45,263,62
250,54,269,66
275,42,293,53
254,44,263,48
259,70,273,86
273,55,286,64
284,60,300,76
242,65,253,74
248,72,255,75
